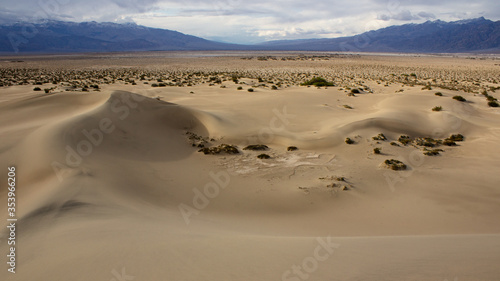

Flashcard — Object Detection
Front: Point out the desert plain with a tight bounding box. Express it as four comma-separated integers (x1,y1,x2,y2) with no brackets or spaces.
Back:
1,52,500,280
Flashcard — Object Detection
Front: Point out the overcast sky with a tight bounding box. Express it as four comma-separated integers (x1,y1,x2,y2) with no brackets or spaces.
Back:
1,0,499,43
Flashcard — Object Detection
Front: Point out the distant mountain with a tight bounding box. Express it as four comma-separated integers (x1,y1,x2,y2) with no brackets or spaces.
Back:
0,17,498,54
0,20,243,53
261,17,500,53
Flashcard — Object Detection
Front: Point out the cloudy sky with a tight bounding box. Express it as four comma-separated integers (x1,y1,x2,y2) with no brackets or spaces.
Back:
1,0,499,43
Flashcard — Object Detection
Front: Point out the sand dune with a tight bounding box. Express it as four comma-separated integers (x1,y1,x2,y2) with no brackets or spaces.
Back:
1,54,500,280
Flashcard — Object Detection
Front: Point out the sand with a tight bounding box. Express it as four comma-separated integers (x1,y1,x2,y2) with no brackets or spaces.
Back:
1,52,500,280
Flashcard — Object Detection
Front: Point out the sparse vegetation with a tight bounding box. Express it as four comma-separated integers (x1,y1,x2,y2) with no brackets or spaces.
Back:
423,148,443,156
398,135,412,145
488,101,499,107
442,139,457,146
243,144,268,151
447,134,464,142
384,159,407,170
198,144,239,155
372,133,387,141
345,137,355,144
301,77,334,87
257,153,271,159
453,95,466,102
432,106,442,111
414,137,439,147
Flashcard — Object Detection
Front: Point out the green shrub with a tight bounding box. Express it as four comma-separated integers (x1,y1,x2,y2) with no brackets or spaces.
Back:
453,95,466,102
432,106,442,111
301,77,334,87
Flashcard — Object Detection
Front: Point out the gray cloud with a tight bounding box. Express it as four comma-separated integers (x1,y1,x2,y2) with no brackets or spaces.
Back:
418,12,436,19
1,0,499,43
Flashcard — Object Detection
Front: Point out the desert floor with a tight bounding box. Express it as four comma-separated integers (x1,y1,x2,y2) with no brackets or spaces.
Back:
1,52,500,280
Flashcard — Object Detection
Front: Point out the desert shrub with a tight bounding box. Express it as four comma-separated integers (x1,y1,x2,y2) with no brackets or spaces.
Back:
488,101,499,107
247,88,254,92
447,134,464,142
423,148,443,156
435,92,443,96
44,88,50,93
301,77,334,87
453,95,466,102
442,139,457,146
384,159,407,170
345,138,355,144
422,85,432,90
414,137,438,147
398,135,412,145
432,106,442,111
390,142,399,146
350,89,360,94
271,85,278,90
198,144,239,155
343,105,353,109
287,146,298,151
151,83,159,87
257,154,271,159
243,144,268,151
372,133,387,141
486,95,497,102
374,147,382,154
33,87,41,91
237,86,243,90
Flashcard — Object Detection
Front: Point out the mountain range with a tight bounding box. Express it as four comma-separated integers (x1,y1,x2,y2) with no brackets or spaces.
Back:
0,17,499,54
